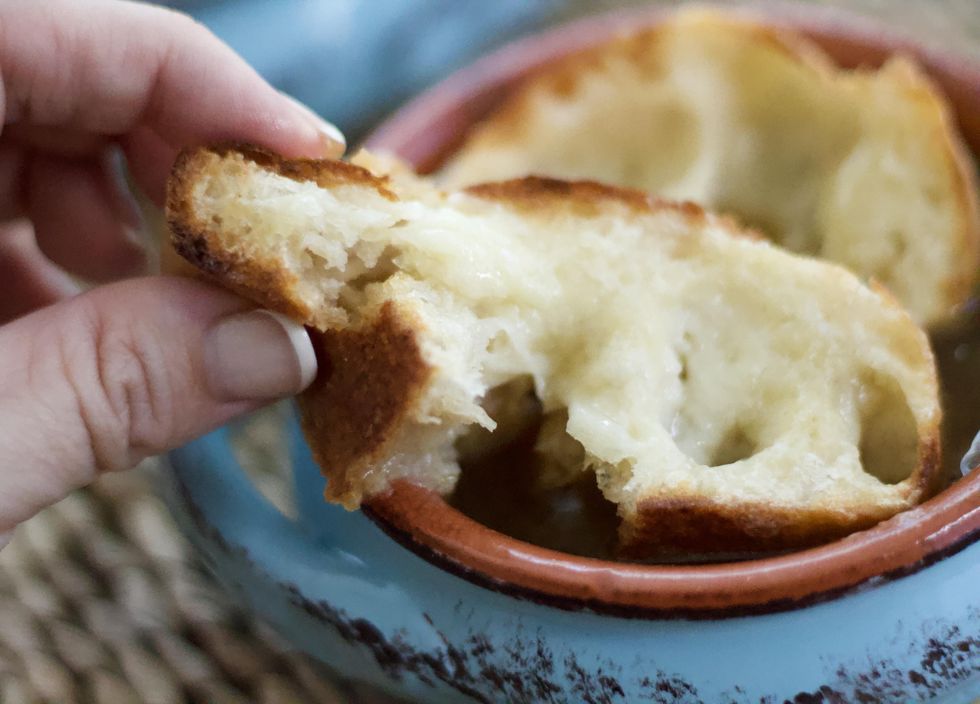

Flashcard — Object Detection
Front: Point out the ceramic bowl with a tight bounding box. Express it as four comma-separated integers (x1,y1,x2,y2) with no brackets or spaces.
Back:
165,5,980,702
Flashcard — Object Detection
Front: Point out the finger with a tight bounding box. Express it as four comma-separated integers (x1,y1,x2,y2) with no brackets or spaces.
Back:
0,276,316,534
121,125,181,209
0,220,80,322
0,1,345,160
1,123,108,158
0,143,25,220
27,152,146,281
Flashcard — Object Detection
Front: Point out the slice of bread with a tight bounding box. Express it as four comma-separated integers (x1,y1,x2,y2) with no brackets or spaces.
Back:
443,9,980,328
167,143,941,558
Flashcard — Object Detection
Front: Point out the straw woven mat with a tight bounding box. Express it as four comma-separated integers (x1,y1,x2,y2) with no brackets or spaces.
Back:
0,406,401,704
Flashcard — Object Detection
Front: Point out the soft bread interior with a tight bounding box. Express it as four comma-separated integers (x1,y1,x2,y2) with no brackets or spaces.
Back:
443,9,980,327
171,146,940,549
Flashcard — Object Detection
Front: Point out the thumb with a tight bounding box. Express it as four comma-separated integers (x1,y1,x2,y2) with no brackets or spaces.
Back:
0,276,316,536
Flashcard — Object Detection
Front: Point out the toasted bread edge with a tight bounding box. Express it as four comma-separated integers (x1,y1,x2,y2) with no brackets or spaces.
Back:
619,422,941,559
166,144,432,508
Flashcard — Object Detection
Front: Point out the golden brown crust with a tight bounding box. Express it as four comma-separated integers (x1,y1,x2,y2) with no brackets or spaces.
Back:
467,176,697,218
298,301,433,508
167,144,430,507
203,142,396,199
922,70,980,317
912,426,944,500
620,427,942,559
618,496,895,560
165,143,398,325
168,218,314,322
869,56,980,322
467,177,758,239
465,176,766,240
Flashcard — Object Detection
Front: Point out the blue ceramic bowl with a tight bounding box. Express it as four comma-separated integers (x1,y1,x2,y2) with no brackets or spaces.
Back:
164,408,980,703
165,6,980,702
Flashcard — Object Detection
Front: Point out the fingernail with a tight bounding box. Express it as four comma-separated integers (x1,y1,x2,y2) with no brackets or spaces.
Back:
204,310,317,401
281,92,346,158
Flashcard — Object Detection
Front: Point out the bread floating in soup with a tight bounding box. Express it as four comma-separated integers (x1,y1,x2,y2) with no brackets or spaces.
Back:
444,9,980,329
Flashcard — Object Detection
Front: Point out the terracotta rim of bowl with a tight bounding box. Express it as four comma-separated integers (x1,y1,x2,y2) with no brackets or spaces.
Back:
366,479,980,616
362,3,980,616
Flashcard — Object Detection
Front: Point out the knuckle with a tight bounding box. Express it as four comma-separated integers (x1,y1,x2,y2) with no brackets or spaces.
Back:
101,326,173,461
67,299,174,472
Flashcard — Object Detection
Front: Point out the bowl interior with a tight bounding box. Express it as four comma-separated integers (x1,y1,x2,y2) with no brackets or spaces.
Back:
361,4,980,614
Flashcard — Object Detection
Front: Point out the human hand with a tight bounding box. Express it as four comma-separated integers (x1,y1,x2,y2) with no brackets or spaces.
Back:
0,0,345,545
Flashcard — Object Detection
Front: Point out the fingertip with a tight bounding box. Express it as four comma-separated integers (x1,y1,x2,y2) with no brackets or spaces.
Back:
262,310,318,390
317,121,347,159
0,220,82,323
203,308,317,402
122,126,176,208
277,92,346,159
114,225,151,276
28,154,149,282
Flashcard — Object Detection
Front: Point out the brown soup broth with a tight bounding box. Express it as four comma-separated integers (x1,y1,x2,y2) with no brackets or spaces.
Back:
933,300,980,487
450,424,620,560
450,303,980,562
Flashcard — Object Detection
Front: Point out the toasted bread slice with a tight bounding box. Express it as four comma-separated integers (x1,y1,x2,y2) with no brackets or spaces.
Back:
443,9,980,328
167,144,941,558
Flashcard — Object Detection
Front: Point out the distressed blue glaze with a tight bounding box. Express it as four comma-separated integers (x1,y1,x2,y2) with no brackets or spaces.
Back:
165,411,980,703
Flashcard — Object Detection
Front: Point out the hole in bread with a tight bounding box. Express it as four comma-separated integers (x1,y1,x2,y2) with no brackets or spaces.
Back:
669,331,763,468
451,383,619,559
889,230,907,259
345,244,399,290
857,371,919,485
454,376,540,461
534,409,587,489
708,425,758,467
678,350,689,382
332,245,400,314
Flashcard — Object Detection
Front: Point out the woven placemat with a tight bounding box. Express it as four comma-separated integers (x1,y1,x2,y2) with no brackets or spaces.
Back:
0,457,398,704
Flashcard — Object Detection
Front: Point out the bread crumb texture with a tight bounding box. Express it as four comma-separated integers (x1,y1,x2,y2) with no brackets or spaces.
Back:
167,140,941,556
444,8,980,328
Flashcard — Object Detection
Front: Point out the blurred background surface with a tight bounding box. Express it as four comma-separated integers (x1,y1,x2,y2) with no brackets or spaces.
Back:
167,0,979,144
1,1,978,703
